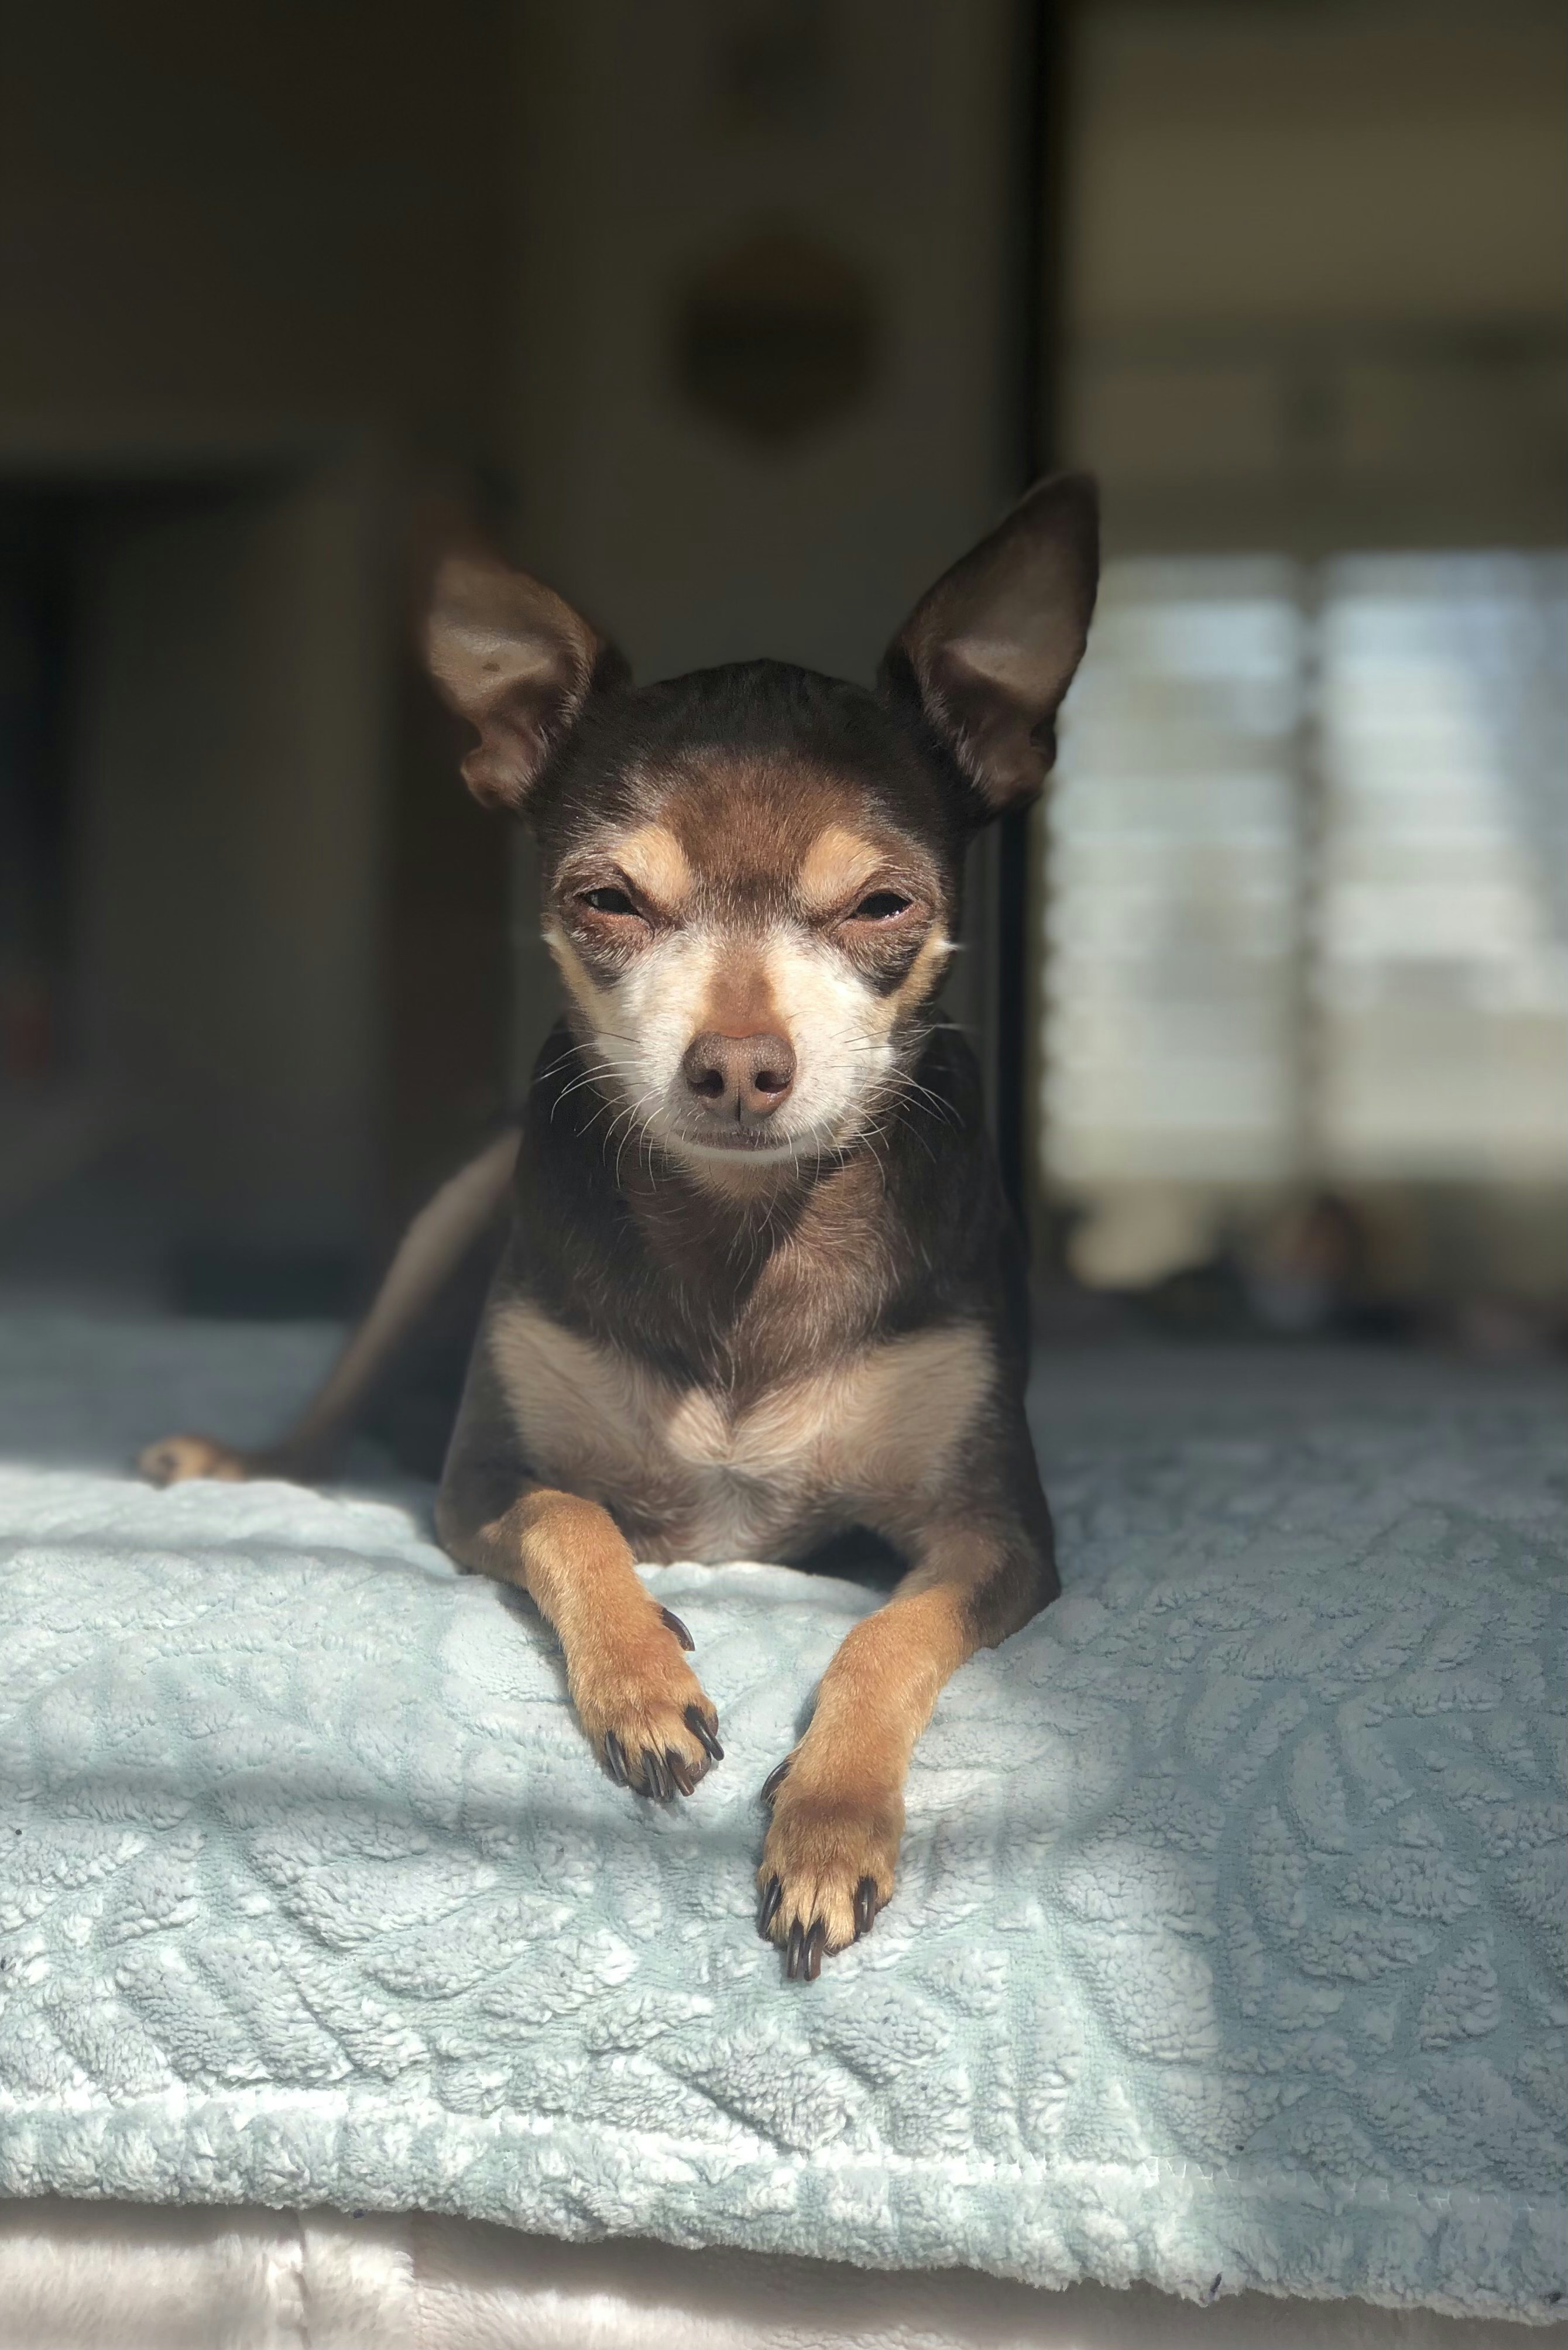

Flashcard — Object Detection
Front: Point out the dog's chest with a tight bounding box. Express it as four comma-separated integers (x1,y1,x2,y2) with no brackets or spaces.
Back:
486,1300,990,1562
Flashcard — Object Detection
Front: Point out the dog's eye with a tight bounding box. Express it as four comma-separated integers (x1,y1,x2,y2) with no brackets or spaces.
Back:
579,886,637,915
850,890,912,922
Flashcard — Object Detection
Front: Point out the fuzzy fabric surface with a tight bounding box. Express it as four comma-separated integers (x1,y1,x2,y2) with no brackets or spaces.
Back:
0,1315,1563,2327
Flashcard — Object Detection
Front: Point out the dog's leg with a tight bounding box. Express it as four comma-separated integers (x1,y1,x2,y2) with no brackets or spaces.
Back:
139,1129,519,1487
755,1512,1051,1979
436,1406,723,1800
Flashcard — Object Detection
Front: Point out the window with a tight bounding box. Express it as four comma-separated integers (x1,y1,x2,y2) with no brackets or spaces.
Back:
1040,551,1568,1281
1315,554,1567,1183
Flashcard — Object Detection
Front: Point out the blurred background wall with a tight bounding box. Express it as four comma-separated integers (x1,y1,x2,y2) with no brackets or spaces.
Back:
1,0,1563,1350
0,0,522,1304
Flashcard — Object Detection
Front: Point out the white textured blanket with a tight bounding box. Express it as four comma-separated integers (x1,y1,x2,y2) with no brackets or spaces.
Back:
0,1316,1563,2326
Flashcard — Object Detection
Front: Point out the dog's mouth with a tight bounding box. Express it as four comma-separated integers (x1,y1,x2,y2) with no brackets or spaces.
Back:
670,1128,801,1161
653,1101,850,1167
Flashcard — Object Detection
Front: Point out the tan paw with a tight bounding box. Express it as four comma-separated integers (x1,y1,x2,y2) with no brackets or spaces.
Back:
138,1433,253,1487
754,1753,900,1980
572,1603,723,1800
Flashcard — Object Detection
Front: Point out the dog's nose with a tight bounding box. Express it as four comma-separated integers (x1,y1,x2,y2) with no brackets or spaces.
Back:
681,1031,796,1121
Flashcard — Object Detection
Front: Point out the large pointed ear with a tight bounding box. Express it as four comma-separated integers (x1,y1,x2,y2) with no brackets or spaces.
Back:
879,472,1099,821
423,550,627,813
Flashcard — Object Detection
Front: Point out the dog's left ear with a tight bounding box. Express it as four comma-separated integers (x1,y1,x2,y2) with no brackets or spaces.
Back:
423,550,627,814
879,472,1099,821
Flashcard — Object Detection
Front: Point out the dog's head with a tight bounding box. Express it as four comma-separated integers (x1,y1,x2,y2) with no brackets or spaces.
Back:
424,476,1097,1178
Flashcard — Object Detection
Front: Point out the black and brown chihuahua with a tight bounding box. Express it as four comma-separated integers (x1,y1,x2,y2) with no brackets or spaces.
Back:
142,472,1100,1981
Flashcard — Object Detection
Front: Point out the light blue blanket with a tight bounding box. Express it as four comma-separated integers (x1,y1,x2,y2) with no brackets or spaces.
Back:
0,1317,1563,2323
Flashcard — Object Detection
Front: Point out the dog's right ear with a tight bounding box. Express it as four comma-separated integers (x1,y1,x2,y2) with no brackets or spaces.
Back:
423,552,627,813
879,472,1099,823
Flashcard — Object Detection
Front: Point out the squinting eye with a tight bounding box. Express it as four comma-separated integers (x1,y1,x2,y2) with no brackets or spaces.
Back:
579,886,637,915
851,891,912,921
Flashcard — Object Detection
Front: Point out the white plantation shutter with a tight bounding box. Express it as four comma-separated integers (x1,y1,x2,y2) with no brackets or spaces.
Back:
1040,550,1568,1203
1315,553,1568,1183
1042,558,1305,1188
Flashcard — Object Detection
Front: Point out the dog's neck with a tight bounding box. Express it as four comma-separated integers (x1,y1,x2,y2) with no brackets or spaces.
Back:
613,1138,904,1389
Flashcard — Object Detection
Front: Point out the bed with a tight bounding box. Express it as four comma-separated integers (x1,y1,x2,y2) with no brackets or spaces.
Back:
1,1313,1563,2346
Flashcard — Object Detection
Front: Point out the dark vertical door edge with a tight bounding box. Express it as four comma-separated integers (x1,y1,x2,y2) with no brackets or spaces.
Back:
995,0,1070,1233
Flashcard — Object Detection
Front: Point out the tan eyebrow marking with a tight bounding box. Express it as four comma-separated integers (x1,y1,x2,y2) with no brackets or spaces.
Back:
797,825,884,917
615,823,694,911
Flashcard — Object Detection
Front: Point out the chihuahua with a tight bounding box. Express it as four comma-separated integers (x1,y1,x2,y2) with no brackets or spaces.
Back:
141,472,1099,1981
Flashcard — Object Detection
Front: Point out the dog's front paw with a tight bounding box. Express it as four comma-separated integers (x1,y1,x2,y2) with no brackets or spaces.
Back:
572,1604,723,1800
755,1753,899,1980
138,1433,252,1487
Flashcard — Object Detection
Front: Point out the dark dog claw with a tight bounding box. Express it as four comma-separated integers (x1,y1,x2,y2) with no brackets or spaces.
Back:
660,1607,695,1651
640,1749,671,1801
759,1757,790,1806
757,1876,782,1937
604,1731,629,1786
684,1706,723,1761
785,1919,805,1979
802,1921,826,1982
665,1747,695,1797
853,1875,877,1939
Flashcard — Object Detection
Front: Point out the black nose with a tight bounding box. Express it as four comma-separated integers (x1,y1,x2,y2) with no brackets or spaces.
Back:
681,1031,797,1121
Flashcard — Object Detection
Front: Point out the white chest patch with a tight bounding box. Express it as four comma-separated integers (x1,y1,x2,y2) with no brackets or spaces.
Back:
487,1303,993,1563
